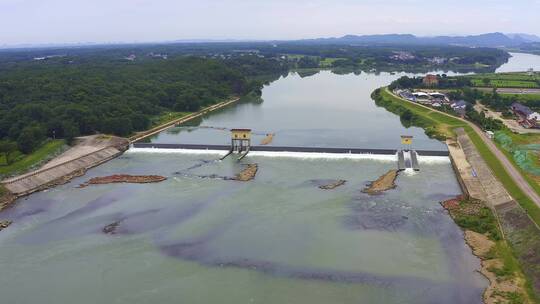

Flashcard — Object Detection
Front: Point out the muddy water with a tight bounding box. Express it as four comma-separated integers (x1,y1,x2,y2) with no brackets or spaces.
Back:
149,70,448,150
0,152,486,303
4,55,540,303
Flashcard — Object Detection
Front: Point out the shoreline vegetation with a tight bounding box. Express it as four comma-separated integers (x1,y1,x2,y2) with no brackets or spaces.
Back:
0,45,510,184
372,87,540,302
442,196,529,303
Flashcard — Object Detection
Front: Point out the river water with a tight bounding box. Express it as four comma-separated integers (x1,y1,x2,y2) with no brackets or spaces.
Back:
1,53,539,304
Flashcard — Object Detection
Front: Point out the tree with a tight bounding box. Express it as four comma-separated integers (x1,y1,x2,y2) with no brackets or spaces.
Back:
101,117,133,136
0,140,18,165
482,78,491,86
17,125,46,154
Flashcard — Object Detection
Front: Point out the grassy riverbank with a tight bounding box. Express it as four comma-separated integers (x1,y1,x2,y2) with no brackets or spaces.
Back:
373,87,540,300
443,197,532,303
0,139,65,178
373,87,540,225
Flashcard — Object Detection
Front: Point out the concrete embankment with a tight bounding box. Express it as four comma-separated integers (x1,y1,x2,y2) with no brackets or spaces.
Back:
0,135,129,207
448,127,540,300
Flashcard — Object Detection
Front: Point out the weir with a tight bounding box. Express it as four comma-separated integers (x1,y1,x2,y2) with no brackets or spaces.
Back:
131,143,448,157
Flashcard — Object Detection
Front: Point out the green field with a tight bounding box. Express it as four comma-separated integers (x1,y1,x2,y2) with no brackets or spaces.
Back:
0,140,65,177
150,111,190,128
500,93,540,102
319,57,344,67
469,72,540,88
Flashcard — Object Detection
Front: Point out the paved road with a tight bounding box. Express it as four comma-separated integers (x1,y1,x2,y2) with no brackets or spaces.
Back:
476,87,540,94
388,89,540,208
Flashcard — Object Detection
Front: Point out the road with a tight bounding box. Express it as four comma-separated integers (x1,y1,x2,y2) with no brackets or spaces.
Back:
129,97,240,143
476,87,540,94
388,89,540,208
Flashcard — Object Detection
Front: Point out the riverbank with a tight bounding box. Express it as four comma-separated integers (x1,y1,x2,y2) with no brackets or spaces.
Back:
372,87,540,301
129,96,241,143
373,87,540,224
441,197,529,303
0,135,129,211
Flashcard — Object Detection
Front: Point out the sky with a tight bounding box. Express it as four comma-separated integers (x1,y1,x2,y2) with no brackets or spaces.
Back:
0,0,539,46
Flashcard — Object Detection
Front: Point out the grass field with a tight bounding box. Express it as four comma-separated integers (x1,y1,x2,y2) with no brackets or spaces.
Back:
469,72,540,88
150,111,190,128
472,79,539,88
0,140,65,177
500,93,540,102
319,57,344,67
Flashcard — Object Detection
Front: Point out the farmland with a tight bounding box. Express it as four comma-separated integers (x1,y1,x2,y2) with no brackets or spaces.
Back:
469,72,540,88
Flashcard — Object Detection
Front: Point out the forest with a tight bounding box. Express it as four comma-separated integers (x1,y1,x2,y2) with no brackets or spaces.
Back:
0,54,289,162
0,41,511,163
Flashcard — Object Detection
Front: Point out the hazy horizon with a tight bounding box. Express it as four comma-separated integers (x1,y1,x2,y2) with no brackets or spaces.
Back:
1,0,539,46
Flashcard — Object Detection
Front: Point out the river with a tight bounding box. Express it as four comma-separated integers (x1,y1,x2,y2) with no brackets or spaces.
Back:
1,52,539,304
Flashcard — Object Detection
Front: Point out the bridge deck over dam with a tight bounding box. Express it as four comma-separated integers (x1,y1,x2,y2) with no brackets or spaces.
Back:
131,143,449,157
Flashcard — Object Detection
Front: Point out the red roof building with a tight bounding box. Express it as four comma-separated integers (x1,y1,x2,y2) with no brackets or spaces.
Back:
423,74,439,86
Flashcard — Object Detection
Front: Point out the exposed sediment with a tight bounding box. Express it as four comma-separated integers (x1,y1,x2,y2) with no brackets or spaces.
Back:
260,133,275,145
0,188,16,211
103,221,120,234
0,220,12,231
362,170,398,195
233,164,258,181
81,174,167,187
319,180,346,190
442,197,524,304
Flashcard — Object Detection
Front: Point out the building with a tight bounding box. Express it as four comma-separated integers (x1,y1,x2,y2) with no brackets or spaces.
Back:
451,100,468,117
231,129,252,153
511,102,533,119
398,90,416,101
451,100,468,110
423,74,439,86
511,102,539,129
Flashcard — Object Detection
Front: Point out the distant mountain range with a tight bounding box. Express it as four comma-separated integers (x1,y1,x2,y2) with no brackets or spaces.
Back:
2,33,540,50
298,32,540,47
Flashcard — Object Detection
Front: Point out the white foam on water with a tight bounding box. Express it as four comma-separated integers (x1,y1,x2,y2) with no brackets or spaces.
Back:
126,148,227,156
247,151,397,162
402,168,417,176
417,155,451,164
126,147,450,163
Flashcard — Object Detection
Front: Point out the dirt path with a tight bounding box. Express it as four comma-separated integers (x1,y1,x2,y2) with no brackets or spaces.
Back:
388,89,540,209
474,103,540,134
130,97,240,143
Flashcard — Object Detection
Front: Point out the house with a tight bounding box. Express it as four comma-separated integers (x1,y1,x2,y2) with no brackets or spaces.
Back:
412,92,431,104
511,102,533,119
429,92,450,104
451,100,468,117
528,112,540,121
511,102,539,129
399,90,416,101
451,100,468,110
423,74,439,86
